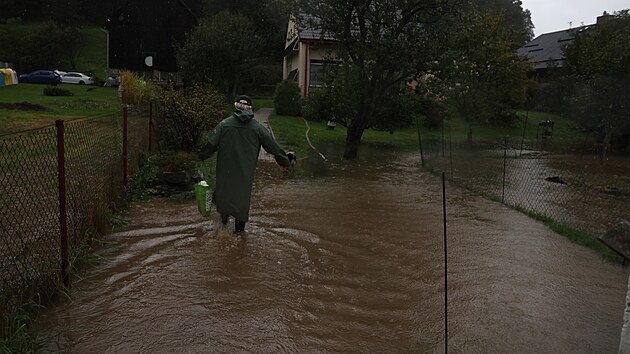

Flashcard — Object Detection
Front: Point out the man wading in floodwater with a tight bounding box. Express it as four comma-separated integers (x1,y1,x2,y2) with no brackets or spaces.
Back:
199,95,291,233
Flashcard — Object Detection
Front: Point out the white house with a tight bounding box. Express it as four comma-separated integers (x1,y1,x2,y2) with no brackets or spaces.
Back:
283,15,337,96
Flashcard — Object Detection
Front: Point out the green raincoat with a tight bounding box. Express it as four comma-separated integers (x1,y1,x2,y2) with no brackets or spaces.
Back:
199,109,290,222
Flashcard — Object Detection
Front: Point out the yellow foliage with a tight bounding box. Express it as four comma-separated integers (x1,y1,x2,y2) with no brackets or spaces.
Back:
119,71,153,105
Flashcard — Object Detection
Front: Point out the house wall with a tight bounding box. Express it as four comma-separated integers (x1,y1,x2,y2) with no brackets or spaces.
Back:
283,42,335,96
283,17,337,96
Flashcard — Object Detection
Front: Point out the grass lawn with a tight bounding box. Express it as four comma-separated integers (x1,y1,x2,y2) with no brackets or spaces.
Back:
269,109,593,158
0,83,120,135
78,26,109,78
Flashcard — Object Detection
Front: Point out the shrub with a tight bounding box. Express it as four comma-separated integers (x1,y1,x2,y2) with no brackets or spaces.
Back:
0,17,23,25
273,80,302,116
418,97,448,129
154,151,197,173
156,85,226,152
302,87,338,122
119,70,154,105
43,86,73,97
128,153,160,198
371,89,421,131
0,102,47,111
302,84,356,127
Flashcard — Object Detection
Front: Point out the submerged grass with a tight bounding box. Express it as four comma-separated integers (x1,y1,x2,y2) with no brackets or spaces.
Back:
510,204,622,263
0,231,113,353
1,297,45,353
0,266,62,353
268,111,621,264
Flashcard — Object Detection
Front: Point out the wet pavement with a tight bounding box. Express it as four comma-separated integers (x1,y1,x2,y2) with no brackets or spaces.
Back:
36,148,628,353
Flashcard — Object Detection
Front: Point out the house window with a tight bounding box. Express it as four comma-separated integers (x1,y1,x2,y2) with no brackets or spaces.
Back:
309,60,324,87
309,60,339,87
288,69,298,81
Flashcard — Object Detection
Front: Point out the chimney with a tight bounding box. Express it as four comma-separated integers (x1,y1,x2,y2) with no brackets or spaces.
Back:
597,11,612,24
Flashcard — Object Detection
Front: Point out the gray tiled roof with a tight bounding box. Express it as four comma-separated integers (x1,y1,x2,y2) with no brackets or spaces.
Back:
296,14,335,41
517,25,594,70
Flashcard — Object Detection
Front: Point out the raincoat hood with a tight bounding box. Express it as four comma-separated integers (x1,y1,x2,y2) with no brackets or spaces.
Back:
233,109,254,123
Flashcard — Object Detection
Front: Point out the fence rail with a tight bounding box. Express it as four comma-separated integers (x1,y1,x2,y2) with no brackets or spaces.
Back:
0,105,154,315
422,134,630,242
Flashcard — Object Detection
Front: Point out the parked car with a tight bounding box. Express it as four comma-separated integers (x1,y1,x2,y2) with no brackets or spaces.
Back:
18,70,61,84
104,75,120,87
61,72,94,85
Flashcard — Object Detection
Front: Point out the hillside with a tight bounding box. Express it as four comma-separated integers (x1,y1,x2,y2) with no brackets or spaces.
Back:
0,23,108,78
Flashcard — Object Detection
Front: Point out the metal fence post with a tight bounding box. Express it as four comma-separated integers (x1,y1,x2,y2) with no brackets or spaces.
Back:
55,120,70,288
123,106,128,190
449,125,454,180
502,136,507,204
442,171,448,353
415,117,424,167
520,111,529,156
149,101,153,154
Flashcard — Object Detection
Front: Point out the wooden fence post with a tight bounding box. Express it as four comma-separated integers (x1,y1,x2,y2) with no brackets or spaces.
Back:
123,106,128,190
149,101,153,154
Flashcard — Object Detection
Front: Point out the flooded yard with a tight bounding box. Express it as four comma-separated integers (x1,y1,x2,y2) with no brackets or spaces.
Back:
36,149,628,353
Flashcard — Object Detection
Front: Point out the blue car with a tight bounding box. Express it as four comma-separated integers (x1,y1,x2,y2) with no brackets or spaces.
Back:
18,70,62,84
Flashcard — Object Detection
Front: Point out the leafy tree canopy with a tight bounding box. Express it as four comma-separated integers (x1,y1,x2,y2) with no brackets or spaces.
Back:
430,10,530,144
176,10,262,97
203,0,293,61
299,0,456,159
0,21,83,73
562,9,630,154
466,0,534,46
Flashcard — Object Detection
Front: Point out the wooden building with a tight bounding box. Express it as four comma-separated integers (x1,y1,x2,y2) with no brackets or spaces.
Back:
105,0,197,81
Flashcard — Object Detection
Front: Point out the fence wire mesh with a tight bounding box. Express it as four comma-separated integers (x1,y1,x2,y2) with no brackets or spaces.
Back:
422,134,630,239
0,109,150,315
0,126,60,314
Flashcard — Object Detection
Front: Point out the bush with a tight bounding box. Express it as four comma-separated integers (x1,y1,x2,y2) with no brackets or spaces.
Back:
0,102,47,111
418,97,448,129
119,71,154,105
128,153,160,198
302,82,358,131
156,84,226,152
43,86,73,97
273,80,302,116
302,87,339,122
371,89,421,131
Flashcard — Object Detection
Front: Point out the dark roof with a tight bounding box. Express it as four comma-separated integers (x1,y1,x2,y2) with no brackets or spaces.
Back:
294,14,335,42
517,25,594,70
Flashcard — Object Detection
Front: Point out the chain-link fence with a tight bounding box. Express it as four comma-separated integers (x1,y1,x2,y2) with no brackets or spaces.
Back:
0,106,153,315
421,133,630,242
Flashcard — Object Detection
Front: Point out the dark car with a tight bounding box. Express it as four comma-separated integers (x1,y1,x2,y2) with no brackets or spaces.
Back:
18,70,62,85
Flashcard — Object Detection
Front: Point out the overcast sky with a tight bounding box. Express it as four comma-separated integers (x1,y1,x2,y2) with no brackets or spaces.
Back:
520,0,630,36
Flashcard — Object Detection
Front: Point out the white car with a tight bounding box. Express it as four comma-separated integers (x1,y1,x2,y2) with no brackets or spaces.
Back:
61,72,94,85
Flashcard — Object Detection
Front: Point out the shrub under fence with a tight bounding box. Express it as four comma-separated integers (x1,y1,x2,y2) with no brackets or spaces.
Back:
421,134,630,260
0,106,154,330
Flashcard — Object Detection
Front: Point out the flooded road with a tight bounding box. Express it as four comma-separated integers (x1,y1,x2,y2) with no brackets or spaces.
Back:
37,148,628,353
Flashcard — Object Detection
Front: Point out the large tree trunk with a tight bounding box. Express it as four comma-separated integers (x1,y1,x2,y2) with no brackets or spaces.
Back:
467,123,474,147
343,95,372,159
343,120,366,159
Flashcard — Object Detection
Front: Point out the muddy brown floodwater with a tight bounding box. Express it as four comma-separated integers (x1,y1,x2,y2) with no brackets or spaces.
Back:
37,148,628,353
